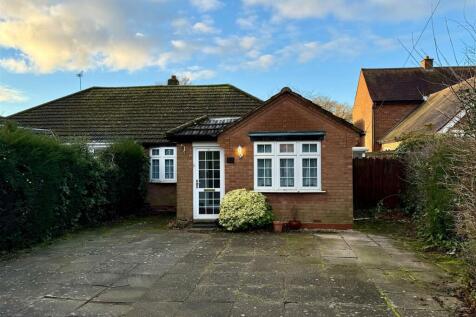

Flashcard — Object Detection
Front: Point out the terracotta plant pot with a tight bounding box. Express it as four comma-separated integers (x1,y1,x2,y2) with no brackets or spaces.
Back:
288,219,302,230
272,221,284,233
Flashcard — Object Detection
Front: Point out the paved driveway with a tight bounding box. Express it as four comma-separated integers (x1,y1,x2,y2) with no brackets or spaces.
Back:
0,220,461,317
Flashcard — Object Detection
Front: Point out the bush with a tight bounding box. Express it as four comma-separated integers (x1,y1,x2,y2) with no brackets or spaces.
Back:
0,123,148,251
218,189,273,231
396,135,458,250
100,140,148,217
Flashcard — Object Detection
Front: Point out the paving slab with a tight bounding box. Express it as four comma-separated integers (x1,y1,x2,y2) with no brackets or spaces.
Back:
0,221,464,316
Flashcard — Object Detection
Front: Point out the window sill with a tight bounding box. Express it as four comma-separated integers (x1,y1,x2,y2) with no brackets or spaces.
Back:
254,188,326,194
150,180,177,184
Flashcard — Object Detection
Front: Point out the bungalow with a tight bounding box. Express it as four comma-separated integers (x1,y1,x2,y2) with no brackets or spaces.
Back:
9,77,362,228
352,56,476,152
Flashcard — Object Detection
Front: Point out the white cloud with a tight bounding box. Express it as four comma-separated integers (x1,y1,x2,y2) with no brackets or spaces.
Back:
172,17,218,34
277,33,392,64
243,54,274,70
242,0,461,21
0,58,31,73
236,15,257,29
176,66,216,81
0,85,27,103
0,0,157,73
192,21,217,33
190,0,222,11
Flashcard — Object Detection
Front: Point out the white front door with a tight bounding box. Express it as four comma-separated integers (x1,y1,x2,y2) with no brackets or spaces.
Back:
193,145,225,220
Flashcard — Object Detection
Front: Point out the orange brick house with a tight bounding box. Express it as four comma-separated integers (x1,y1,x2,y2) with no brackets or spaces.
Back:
352,57,476,152
9,78,362,228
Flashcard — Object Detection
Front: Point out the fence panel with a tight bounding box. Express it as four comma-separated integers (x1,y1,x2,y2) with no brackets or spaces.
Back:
353,157,404,211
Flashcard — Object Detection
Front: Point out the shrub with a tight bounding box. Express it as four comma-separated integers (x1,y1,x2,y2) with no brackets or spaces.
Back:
0,123,148,251
99,140,148,217
397,135,458,250
218,189,273,231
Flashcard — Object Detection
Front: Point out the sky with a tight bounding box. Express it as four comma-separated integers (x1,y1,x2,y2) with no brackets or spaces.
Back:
0,0,476,116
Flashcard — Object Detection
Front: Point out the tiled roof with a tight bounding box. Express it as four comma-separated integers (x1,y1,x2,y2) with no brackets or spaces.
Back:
167,116,240,140
362,66,476,102
8,85,263,144
381,77,475,143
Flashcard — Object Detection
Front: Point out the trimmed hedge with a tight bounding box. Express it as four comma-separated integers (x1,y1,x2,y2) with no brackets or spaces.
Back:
0,123,148,251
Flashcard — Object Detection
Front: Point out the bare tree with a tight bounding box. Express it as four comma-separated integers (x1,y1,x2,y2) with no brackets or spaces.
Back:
313,96,353,122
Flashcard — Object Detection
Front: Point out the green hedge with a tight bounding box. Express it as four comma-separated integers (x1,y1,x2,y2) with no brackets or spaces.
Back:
0,123,148,251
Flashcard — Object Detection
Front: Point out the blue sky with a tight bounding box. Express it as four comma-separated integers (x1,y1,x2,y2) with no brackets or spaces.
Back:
0,0,475,116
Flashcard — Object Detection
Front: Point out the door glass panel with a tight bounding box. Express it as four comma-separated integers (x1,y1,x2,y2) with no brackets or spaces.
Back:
199,192,221,215
198,150,220,189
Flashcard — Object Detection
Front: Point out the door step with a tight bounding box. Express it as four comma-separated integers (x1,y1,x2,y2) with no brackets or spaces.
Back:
190,221,218,230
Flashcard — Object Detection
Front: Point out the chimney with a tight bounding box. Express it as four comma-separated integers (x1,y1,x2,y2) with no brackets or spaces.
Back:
167,75,179,85
420,56,433,70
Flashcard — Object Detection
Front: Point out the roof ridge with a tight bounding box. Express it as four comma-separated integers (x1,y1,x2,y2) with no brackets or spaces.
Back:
362,65,476,71
89,84,239,89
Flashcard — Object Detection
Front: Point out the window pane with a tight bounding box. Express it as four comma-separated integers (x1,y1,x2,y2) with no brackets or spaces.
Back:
164,149,174,156
257,158,272,187
151,149,160,156
257,144,272,153
280,158,294,187
151,159,160,179
302,158,318,187
302,143,318,153
164,159,174,179
279,144,294,153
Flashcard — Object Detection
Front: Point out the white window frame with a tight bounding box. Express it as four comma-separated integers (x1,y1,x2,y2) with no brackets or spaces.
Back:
150,147,177,183
254,141,322,193
87,142,111,156
254,142,274,191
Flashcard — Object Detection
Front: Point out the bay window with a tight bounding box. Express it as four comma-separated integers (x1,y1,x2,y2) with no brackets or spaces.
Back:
150,147,176,183
254,141,321,192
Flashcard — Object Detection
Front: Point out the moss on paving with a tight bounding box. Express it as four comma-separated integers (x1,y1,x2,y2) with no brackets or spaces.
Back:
1,213,174,260
355,218,468,285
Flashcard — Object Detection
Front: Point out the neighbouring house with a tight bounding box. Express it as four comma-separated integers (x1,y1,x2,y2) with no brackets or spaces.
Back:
9,77,363,228
352,56,476,152
380,77,475,150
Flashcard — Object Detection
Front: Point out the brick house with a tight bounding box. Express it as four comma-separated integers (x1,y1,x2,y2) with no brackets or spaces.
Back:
352,57,476,152
9,78,362,228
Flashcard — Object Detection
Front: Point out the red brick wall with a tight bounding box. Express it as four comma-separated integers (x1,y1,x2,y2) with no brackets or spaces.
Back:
352,72,374,150
146,183,176,211
176,93,361,227
176,143,193,220
373,103,419,151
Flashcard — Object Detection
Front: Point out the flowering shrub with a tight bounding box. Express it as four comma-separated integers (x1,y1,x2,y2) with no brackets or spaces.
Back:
218,189,273,231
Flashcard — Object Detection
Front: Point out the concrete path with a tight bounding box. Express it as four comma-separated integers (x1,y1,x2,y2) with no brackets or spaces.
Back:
0,221,462,316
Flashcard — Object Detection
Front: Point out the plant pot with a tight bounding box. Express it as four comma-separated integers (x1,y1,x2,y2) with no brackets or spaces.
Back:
272,221,284,233
288,220,302,230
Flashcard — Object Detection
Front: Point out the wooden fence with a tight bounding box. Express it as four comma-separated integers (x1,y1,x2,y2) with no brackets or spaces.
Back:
353,157,405,211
